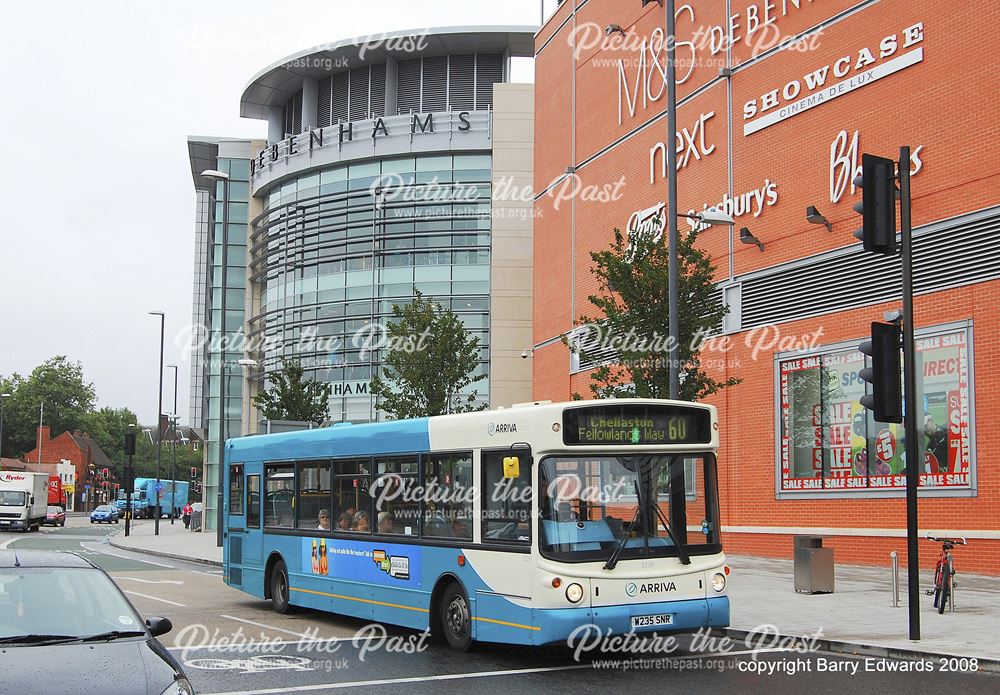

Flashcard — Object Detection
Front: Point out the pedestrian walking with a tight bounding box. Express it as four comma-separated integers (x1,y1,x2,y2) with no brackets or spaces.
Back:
182,502,193,529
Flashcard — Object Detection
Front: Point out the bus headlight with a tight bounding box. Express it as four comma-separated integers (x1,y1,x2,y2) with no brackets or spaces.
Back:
565,582,584,603
712,573,726,592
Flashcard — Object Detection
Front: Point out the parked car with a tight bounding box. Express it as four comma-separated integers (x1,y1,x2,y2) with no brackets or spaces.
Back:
43,506,66,527
0,549,194,694
90,505,120,524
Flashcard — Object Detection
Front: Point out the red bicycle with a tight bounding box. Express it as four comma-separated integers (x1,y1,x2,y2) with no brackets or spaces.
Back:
927,535,967,614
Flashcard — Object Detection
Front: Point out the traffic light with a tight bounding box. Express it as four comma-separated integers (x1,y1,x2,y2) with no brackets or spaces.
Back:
191,467,198,479
102,468,109,478
853,153,898,254
859,321,903,423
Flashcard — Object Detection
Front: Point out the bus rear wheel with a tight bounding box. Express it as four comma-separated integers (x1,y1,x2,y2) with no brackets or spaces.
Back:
440,582,472,651
270,560,292,614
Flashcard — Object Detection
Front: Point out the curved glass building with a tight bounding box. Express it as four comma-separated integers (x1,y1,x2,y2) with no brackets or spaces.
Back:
241,27,535,424
188,28,537,519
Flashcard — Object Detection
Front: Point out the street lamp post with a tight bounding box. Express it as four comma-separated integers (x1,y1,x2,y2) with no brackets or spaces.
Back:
167,364,178,525
665,0,682,401
0,393,11,461
124,424,136,537
202,168,230,549
149,311,165,535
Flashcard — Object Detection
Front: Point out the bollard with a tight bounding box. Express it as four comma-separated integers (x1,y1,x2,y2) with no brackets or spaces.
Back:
890,551,900,607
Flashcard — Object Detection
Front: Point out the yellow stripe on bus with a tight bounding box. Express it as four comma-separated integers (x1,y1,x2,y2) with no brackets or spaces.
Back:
287,586,539,630
473,616,540,631
290,586,428,613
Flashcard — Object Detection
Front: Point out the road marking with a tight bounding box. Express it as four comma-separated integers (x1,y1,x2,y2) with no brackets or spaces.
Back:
0,538,16,550
219,615,315,639
80,542,176,568
205,664,593,694
113,576,185,586
203,649,797,694
184,655,319,674
191,569,224,577
124,590,187,607
165,635,359,652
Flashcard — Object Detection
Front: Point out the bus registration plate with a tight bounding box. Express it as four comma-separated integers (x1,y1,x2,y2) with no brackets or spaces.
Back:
631,613,673,628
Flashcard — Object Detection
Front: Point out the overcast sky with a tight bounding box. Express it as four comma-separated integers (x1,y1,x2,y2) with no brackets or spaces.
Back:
0,0,547,426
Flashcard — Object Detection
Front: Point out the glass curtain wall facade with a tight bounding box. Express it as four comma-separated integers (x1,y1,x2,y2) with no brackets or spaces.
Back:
203,156,250,530
249,153,493,422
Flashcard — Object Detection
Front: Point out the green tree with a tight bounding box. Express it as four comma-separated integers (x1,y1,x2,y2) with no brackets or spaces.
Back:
252,359,332,426
570,222,741,401
370,292,488,419
83,406,140,464
0,357,97,457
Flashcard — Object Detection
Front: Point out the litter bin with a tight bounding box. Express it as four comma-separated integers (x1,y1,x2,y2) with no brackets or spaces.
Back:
190,509,203,533
794,535,834,593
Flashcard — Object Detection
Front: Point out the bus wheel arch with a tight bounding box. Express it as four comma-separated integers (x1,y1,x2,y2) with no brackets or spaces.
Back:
263,552,284,600
430,575,473,651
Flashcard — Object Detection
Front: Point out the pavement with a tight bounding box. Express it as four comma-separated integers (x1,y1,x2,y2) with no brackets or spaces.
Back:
725,553,999,668
107,525,999,670
109,516,223,566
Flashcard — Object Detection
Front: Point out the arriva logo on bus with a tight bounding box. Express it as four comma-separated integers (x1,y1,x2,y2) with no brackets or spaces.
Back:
626,581,677,597
488,423,518,436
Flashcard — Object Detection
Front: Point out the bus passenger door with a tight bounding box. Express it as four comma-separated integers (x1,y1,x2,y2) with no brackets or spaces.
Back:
474,450,535,643
224,464,246,590
242,472,263,589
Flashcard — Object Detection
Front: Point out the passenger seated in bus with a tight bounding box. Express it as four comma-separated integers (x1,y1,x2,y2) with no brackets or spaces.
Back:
352,511,370,532
377,511,394,534
338,512,353,530
451,517,469,538
317,510,331,531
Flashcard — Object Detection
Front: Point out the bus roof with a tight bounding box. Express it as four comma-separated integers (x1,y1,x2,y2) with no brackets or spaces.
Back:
225,399,717,464
227,417,430,464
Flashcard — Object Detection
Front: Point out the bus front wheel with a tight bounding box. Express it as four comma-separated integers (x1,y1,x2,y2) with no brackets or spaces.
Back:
270,560,292,614
440,582,472,651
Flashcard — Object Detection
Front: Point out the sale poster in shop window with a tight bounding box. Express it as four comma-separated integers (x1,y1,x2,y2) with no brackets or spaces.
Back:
779,329,971,492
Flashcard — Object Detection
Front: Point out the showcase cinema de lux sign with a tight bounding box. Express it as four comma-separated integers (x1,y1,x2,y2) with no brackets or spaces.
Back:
616,17,926,133
250,110,480,177
742,21,925,135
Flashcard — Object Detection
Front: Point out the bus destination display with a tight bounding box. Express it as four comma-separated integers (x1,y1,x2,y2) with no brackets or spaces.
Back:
562,405,712,446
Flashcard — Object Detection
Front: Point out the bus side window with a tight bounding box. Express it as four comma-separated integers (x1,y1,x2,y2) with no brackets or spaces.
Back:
264,464,294,528
482,450,532,544
228,465,244,516
246,475,260,528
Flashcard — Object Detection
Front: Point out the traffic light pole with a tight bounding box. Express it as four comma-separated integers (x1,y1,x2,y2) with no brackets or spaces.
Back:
899,145,920,641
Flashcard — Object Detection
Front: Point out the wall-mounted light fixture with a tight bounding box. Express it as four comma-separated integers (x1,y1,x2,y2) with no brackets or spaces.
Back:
806,205,833,232
740,227,764,252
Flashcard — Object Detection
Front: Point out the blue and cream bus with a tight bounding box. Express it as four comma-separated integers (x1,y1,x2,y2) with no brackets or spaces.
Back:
222,399,729,649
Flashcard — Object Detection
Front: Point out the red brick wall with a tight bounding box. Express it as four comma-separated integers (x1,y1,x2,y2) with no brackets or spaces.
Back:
23,428,89,503
534,1,1000,574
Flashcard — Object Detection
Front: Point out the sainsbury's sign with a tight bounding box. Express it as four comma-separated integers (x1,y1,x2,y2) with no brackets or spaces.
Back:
743,22,925,136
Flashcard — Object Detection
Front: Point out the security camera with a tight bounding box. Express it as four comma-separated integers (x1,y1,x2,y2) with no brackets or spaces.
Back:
521,349,532,359
606,24,626,37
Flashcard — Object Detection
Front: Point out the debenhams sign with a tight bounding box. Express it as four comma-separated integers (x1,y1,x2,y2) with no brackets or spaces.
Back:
250,111,477,177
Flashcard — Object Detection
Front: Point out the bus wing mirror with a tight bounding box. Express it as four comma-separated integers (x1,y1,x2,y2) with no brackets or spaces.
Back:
503,457,520,479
